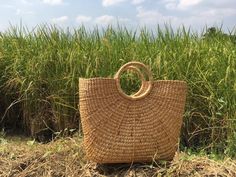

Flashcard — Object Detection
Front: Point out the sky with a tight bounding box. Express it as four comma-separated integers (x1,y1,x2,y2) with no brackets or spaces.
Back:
0,0,235,32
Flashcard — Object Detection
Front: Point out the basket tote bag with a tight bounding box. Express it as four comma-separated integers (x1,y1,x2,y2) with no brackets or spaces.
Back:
79,61,187,163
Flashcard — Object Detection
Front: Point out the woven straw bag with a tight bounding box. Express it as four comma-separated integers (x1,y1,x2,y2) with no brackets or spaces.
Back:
79,61,187,163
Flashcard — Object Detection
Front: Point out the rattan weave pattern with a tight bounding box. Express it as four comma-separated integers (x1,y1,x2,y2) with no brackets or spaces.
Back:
79,62,187,163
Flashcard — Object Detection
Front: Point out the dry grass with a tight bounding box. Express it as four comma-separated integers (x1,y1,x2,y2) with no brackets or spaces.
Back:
1,135,236,177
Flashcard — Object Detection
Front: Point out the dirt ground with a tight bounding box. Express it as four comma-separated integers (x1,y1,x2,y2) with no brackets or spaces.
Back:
0,134,236,177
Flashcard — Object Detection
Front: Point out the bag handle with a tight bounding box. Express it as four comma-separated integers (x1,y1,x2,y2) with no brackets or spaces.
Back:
114,61,153,100
124,66,149,97
121,66,146,97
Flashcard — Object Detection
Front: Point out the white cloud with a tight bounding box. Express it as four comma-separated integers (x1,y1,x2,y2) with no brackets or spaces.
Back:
95,15,115,25
131,0,145,5
164,0,203,10
177,0,203,9
102,0,145,6
165,3,176,10
16,9,21,15
102,0,126,6
42,0,63,5
161,0,236,29
198,8,236,18
21,0,28,4
164,0,177,10
21,0,32,5
164,0,236,11
136,3,236,30
51,16,68,23
136,6,177,25
16,8,34,15
117,17,130,23
207,0,236,8
1,4,15,9
94,15,130,25
76,15,92,23
137,7,161,22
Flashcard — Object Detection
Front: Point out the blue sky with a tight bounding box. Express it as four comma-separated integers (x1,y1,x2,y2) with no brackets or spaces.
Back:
0,0,235,31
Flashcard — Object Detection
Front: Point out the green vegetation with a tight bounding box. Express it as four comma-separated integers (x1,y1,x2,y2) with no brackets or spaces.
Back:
0,25,235,156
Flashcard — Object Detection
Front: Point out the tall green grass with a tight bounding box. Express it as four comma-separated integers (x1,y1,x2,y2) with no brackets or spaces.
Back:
0,25,235,155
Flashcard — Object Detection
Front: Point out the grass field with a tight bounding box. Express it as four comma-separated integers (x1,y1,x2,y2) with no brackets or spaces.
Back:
1,134,236,177
0,25,236,173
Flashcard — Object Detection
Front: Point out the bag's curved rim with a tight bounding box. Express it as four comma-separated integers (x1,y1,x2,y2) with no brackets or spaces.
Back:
79,78,187,83
79,61,187,100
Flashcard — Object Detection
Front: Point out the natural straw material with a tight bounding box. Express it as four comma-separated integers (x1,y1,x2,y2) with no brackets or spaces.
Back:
79,61,187,163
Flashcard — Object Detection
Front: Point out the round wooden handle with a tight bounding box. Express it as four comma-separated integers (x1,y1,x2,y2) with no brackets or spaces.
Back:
114,61,153,100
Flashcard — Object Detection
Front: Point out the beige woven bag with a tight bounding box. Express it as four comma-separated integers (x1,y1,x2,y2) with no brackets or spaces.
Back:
79,61,187,163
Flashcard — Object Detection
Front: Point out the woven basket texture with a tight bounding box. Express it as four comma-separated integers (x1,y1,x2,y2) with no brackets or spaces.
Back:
79,62,187,163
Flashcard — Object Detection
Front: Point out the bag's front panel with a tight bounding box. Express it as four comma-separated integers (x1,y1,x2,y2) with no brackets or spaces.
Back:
79,78,187,163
